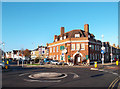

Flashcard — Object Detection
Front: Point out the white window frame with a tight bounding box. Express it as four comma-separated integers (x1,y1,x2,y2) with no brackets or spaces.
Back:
71,44,75,50
75,34,80,38
76,44,80,50
55,39,57,42
81,43,85,50
60,37,62,40
53,47,55,53
64,36,66,39
57,46,58,52
57,55,58,60
50,48,52,53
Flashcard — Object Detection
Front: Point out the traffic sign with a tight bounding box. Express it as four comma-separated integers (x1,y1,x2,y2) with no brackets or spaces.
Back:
101,47,105,50
101,50,104,54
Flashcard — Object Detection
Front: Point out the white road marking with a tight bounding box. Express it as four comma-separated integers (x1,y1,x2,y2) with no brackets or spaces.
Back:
68,72,79,79
98,69,104,71
19,73,29,76
112,73,118,76
24,79,61,82
90,68,99,70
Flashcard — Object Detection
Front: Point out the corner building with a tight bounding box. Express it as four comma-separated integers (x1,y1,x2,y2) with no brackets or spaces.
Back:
48,24,102,65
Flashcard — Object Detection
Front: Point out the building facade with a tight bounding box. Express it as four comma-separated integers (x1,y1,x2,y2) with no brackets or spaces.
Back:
31,46,49,60
48,24,103,65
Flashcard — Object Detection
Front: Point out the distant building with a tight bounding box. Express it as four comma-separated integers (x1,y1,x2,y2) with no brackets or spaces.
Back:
31,46,49,60
6,50,25,60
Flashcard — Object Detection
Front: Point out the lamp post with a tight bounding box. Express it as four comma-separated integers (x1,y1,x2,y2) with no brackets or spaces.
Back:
111,45,113,63
101,35,104,64
17,50,19,66
2,42,5,59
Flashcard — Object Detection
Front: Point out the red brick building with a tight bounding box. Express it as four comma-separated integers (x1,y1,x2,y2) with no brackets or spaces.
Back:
47,24,102,65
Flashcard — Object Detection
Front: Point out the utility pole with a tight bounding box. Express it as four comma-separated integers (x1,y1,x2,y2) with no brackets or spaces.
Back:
101,35,104,64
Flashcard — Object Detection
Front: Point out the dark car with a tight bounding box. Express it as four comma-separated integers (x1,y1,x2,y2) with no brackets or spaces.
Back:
58,62,68,65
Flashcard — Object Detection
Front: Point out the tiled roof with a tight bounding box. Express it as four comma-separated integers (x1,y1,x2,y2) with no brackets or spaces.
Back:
55,29,95,41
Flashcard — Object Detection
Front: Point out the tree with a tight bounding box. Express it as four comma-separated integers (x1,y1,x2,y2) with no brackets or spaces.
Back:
24,49,31,58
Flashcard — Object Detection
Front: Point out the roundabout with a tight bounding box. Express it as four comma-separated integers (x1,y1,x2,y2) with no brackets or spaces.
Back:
19,72,79,82
28,72,67,79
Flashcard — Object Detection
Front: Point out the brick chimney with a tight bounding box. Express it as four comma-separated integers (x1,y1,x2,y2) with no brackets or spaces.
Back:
84,24,89,33
117,45,119,49
54,35,57,41
113,43,116,47
60,27,64,35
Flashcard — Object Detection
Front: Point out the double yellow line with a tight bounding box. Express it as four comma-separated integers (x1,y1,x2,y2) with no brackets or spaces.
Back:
108,77,119,89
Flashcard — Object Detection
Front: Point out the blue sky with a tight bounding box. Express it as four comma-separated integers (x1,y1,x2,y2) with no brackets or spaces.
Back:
2,2,118,52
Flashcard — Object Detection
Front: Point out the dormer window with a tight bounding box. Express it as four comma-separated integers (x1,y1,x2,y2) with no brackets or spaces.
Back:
88,35,90,38
60,37,62,40
55,39,57,42
75,34,80,38
64,36,66,39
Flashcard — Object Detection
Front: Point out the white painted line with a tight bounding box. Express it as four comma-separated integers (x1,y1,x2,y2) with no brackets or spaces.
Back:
90,68,99,70
112,73,118,76
24,79,61,82
19,73,29,76
67,72,79,79
98,69,104,71
103,70,108,72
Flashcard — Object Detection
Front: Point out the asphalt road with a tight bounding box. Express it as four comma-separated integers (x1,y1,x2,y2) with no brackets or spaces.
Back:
2,64,120,89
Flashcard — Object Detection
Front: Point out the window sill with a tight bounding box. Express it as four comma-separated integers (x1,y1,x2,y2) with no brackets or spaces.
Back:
81,49,85,50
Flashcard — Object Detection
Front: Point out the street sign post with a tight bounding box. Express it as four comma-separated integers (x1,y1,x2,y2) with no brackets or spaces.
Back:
101,50,104,54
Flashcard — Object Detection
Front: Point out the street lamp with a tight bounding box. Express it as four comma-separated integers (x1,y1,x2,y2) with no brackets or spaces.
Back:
2,42,5,59
110,45,113,63
101,35,104,64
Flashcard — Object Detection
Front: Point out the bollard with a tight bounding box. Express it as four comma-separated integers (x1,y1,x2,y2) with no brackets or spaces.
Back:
5,65,8,69
116,61,118,66
7,61,9,64
94,62,97,68
62,62,64,66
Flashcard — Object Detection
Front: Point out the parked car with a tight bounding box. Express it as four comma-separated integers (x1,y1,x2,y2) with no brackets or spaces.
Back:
0,60,5,68
58,62,68,65
50,60,59,65
44,58,51,64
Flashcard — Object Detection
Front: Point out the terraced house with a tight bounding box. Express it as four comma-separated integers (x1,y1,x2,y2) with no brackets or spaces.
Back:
47,24,102,65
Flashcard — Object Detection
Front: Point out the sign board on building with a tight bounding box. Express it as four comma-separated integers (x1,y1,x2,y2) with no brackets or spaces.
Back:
60,46,65,50
86,55,88,60
62,48,67,53
68,55,70,60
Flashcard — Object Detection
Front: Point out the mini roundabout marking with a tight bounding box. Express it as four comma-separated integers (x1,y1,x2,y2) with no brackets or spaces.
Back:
19,72,79,82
